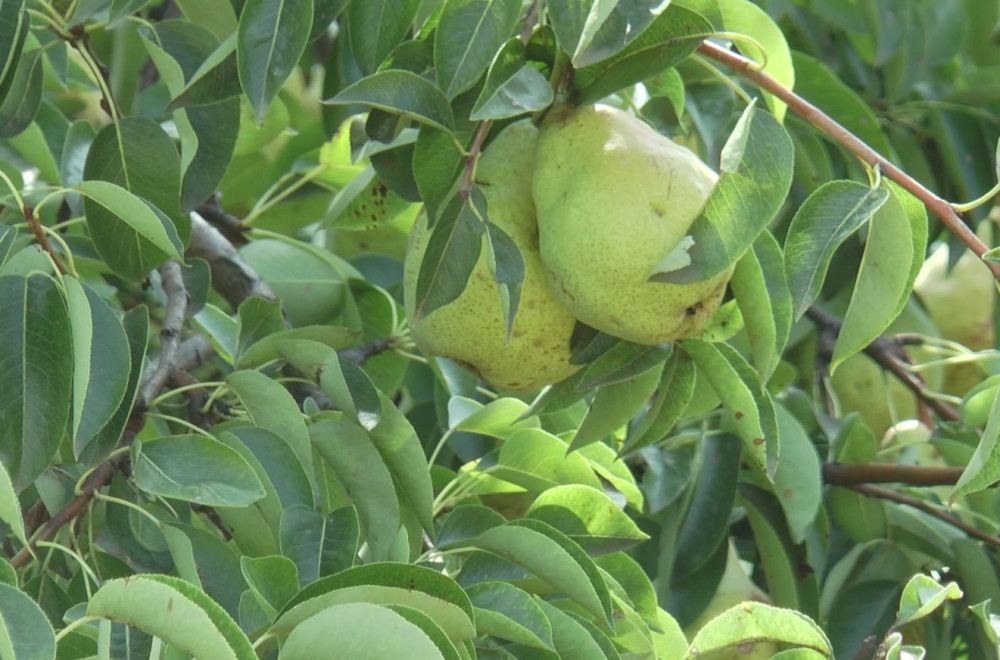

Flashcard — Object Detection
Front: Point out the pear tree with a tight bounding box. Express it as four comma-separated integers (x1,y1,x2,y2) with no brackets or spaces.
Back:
1,1,999,659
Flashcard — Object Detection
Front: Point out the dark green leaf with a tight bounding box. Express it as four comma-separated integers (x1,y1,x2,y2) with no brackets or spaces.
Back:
310,0,348,41
784,181,888,319
234,296,286,361
166,34,242,111
572,0,660,68
413,128,466,220
109,0,152,25
0,583,55,659
466,581,554,649
651,104,794,285
576,341,672,390
345,0,421,75
280,505,360,585
0,48,42,138
65,279,131,455
237,0,313,121
680,339,778,476
575,4,710,105
623,349,696,454
471,38,553,120
483,216,524,338
547,0,618,63
413,192,485,320
435,0,523,98
0,274,72,492
569,363,662,451
133,434,266,506
325,70,456,133
0,0,28,104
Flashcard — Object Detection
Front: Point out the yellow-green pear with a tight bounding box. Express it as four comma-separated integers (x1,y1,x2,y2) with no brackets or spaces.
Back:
684,542,777,659
914,233,997,395
532,104,732,345
403,121,581,393
831,299,943,439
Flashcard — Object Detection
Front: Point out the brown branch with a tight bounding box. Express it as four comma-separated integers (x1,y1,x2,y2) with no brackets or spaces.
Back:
806,305,961,422
459,120,494,202
23,205,66,274
697,40,1000,282
195,196,248,247
824,463,964,486
847,483,1000,549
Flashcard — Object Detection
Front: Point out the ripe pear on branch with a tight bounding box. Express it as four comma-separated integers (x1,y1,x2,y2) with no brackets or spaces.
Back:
532,104,733,345
403,120,581,393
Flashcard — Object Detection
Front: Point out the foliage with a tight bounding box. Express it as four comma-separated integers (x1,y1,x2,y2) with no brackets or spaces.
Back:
0,0,999,658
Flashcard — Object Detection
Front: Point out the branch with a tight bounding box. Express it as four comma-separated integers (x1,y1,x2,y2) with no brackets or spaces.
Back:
847,483,1000,549
824,463,964,486
459,120,494,201
138,260,187,406
697,40,1000,282
806,305,961,422
187,211,277,309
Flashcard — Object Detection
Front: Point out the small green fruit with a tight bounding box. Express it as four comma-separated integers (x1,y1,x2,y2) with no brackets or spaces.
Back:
684,543,777,660
915,237,997,395
532,104,732,345
831,299,943,439
403,121,581,393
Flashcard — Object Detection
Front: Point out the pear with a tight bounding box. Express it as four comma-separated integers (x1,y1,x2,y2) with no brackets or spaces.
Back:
403,120,581,393
684,542,777,659
532,104,732,345
914,233,998,396
831,299,943,439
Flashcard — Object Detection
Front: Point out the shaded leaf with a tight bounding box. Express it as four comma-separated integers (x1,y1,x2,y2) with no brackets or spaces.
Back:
346,0,421,75
435,0,523,98
471,38,554,120
0,48,41,138
0,583,55,659
325,70,456,133
237,0,313,121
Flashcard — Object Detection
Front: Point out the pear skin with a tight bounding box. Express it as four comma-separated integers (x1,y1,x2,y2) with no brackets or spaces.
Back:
533,104,732,345
403,120,581,393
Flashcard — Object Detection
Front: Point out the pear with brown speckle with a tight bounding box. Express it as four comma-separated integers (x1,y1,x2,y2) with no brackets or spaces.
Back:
533,104,732,345
403,120,581,393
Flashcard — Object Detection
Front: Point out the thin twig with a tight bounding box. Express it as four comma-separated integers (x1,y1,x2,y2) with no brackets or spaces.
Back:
847,483,1000,549
806,305,961,422
824,463,964,486
697,40,1000,282
23,205,66,274
458,121,494,201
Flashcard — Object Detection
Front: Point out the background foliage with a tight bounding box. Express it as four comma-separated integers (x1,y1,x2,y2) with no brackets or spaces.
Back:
1,0,1000,658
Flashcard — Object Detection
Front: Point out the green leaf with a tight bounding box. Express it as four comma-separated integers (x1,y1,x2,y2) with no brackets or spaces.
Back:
280,505,360,585
225,426,314,511
471,38,554,120
466,581,554,649
534,598,611,659
435,0,523,98
783,181,889,319
64,279,131,453
730,230,792,380
466,519,614,625
492,428,603,492
574,4,710,105
87,574,256,660
790,51,891,156
527,484,650,554
280,603,448,659
174,0,238,41
449,396,531,435
0,459,24,547
740,484,804,610
234,296,286,360
650,104,794,285
133,434,266,506
0,274,72,492
237,0,313,122
82,117,185,281
595,553,659,628
237,325,357,369
308,417,400,561
0,583,56,659
78,305,148,465
686,602,832,658
279,339,382,429
227,369,314,476
413,191,485,320
0,1,28,104
483,219,525,339
772,403,822,544
572,0,662,68
547,0,619,63
671,433,741,579
275,562,476,640
345,0,422,75
575,339,672,390
385,605,465,660
109,0,152,25
241,555,299,615
680,339,778,476
895,574,963,627
0,48,41,138
166,34,241,111
327,70,455,133
831,183,926,371
569,363,662,451
951,384,1000,502
413,128,466,221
